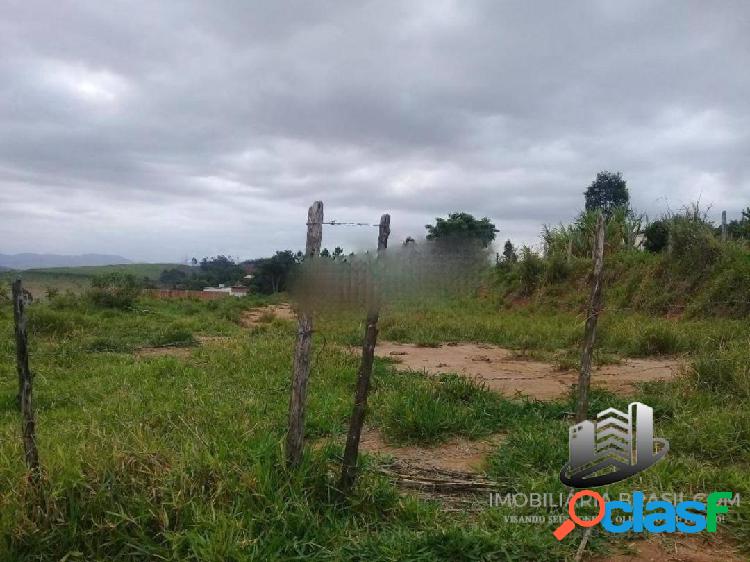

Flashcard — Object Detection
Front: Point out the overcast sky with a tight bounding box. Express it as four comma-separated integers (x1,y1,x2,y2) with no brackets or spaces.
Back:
1,1,748,262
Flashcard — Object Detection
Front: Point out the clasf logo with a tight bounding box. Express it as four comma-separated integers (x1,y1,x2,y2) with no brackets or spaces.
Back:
553,490,733,540
555,402,733,540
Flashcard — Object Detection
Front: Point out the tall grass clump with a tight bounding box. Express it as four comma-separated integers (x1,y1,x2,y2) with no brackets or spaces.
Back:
666,213,722,275
691,344,750,397
632,324,682,356
87,272,142,309
518,247,545,296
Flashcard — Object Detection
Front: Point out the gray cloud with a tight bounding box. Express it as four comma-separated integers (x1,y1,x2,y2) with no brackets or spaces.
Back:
1,0,748,261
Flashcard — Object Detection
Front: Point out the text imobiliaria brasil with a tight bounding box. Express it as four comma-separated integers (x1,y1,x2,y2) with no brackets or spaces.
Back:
491,490,738,533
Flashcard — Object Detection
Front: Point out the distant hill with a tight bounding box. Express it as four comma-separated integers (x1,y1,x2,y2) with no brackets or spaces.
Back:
0,253,132,270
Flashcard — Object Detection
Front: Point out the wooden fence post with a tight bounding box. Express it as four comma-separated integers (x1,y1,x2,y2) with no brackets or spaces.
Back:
12,278,40,475
575,213,605,423
285,201,324,468
721,210,727,243
339,214,390,493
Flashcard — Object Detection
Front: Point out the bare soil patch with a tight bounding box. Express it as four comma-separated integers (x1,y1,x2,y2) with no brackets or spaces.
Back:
135,335,232,359
589,534,745,562
240,304,296,328
376,342,680,400
194,335,232,345
328,428,503,509
134,346,193,359
359,428,504,473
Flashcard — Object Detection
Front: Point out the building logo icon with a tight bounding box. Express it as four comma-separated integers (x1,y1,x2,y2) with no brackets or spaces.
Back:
560,402,669,488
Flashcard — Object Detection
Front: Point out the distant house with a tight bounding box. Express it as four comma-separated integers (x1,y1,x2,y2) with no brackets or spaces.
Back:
202,283,249,297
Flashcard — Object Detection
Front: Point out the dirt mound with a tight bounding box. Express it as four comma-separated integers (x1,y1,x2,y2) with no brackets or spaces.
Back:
240,304,296,328
589,534,744,562
376,342,680,400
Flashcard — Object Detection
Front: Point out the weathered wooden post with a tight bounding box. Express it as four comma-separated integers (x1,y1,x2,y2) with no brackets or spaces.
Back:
721,210,728,243
575,213,605,423
285,201,324,468
12,278,40,475
340,214,390,492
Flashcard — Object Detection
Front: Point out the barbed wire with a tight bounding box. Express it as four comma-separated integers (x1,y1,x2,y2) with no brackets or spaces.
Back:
306,220,379,227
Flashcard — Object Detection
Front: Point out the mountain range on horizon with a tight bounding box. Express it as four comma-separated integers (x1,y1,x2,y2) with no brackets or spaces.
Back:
0,253,133,270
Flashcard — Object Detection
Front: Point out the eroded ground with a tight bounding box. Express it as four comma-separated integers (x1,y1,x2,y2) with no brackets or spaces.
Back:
589,534,745,562
359,428,504,473
240,303,297,327
376,342,680,400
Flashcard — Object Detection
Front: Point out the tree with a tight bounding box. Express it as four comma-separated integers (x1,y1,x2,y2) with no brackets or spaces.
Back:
320,248,331,258
584,171,629,215
160,267,187,288
332,246,344,259
502,240,517,263
724,207,750,240
251,250,298,294
425,212,498,248
198,255,245,287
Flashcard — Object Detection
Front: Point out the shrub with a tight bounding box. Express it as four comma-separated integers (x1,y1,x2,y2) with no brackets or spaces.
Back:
518,247,545,296
87,273,141,309
643,220,669,252
667,215,721,274
47,289,83,310
545,253,570,284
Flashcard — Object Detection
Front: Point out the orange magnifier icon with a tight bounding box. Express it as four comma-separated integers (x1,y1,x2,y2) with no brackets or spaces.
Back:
553,490,606,541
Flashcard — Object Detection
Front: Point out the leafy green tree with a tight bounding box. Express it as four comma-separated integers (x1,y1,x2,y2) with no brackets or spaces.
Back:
425,212,498,248
584,171,629,215
198,255,245,287
160,267,188,288
251,250,298,294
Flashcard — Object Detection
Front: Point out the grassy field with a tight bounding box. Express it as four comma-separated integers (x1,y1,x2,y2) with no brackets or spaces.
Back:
0,263,181,300
0,287,748,560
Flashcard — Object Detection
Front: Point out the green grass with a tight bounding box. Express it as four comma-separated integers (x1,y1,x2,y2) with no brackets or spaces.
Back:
21,263,181,279
1,293,749,560
0,263,183,301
